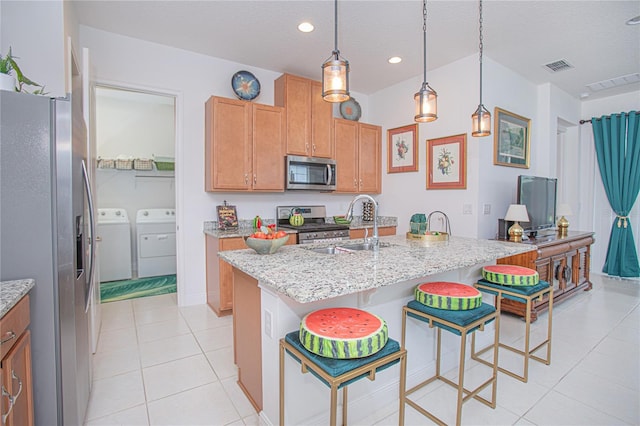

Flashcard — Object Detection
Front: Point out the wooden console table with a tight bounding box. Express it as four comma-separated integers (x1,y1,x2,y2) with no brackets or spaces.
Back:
497,231,595,321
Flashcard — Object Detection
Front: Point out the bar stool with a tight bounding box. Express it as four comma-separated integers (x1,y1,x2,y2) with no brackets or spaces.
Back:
472,265,553,383
401,282,500,426
279,307,407,426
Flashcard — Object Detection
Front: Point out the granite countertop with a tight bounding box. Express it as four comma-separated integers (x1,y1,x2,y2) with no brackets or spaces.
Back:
0,279,34,318
203,216,398,238
218,235,534,304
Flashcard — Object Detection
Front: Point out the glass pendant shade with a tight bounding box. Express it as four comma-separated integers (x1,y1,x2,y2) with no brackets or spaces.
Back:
471,104,491,136
414,83,438,122
322,55,349,102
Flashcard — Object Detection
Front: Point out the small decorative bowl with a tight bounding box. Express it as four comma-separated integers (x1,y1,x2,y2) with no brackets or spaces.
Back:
245,235,289,255
333,215,352,225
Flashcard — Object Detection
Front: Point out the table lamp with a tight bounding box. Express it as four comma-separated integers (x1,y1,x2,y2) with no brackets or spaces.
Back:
504,204,529,242
557,203,572,237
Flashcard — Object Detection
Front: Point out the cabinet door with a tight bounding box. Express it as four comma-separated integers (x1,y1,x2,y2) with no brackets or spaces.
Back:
219,238,248,313
358,123,382,194
252,104,285,191
334,119,358,193
2,331,33,426
205,97,251,191
310,80,334,158
275,74,311,156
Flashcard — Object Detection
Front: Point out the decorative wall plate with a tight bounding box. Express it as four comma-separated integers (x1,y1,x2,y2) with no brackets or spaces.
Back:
231,70,261,101
339,98,362,121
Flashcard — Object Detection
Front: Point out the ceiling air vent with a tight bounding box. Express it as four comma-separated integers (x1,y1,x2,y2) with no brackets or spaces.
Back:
586,73,640,92
543,59,574,73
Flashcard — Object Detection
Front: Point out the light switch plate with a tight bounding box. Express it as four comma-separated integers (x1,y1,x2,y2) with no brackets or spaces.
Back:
463,204,472,215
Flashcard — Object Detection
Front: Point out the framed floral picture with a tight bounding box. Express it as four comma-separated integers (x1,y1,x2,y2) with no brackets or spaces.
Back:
493,107,531,168
387,124,418,173
426,133,467,189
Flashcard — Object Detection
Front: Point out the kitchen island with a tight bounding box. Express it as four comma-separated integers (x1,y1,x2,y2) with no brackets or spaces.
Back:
219,235,533,425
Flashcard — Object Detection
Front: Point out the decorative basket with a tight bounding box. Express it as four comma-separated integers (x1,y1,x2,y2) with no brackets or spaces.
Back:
134,158,153,170
115,155,133,170
154,156,175,171
97,157,115,169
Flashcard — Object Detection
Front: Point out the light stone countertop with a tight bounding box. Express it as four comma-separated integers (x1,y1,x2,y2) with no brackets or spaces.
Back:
203,216,397,238
0,279,34,318
218,235,534,303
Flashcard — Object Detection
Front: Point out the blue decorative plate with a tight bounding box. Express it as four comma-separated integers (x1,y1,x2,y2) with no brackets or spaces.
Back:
231,70,260,101
339,98,361,121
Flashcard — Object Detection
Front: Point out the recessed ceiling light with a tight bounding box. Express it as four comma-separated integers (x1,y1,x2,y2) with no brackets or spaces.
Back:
388,56,402,64
626,15,640,25
298,22,314,33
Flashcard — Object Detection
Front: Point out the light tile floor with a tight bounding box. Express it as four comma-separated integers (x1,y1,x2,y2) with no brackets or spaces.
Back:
84,274,639,425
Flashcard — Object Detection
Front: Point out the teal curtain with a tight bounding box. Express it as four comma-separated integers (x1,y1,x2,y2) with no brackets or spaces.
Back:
592,111,640,277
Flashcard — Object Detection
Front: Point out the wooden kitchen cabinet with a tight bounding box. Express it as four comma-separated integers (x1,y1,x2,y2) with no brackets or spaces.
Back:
207,234,296,316
497,231,595,321
205,96,285,192
1,295,34,426
349,226,396,239
334,118,382,194
274,74,333,158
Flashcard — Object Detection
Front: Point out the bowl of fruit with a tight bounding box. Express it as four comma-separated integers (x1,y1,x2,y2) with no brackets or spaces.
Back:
245,226,290,255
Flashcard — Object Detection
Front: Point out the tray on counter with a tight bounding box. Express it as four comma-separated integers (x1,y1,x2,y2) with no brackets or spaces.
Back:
406,231,449,242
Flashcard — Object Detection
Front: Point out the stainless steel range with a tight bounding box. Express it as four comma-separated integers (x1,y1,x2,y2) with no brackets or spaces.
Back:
277,205,350,244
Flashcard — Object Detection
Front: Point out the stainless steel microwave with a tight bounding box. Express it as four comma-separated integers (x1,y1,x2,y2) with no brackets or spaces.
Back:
286,155,336,191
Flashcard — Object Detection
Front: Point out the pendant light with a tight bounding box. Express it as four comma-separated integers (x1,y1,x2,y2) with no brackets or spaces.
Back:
471,0,491,136
414,0,437,123
322,0,350,102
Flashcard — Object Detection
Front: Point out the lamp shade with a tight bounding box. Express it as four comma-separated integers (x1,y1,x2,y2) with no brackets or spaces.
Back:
504,204,529,222
557,203,573,217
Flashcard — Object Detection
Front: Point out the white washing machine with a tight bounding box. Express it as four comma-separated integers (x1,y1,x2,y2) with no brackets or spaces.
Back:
136,208,176,278
97,208,132,282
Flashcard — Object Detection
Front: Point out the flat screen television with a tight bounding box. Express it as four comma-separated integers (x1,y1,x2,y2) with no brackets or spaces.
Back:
517,175,557,237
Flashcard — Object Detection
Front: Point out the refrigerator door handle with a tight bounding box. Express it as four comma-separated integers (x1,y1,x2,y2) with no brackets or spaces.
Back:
82,159,96,312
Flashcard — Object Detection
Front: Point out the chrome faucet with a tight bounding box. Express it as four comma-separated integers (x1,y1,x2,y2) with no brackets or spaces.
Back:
345,194,379,251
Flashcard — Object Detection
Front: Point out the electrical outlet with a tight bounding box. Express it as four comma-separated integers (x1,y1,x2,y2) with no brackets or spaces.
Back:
483,204,491,215
264,309,273,338
463,204,472,215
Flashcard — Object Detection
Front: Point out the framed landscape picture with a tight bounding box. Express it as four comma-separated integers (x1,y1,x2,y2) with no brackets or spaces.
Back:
387,124,418,173
494,107,531,168
426,133,467,189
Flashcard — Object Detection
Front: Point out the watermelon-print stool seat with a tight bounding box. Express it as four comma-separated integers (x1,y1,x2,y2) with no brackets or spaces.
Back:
279,308,407,426
472,278,553,383
482,264,539,286
401,282,500,426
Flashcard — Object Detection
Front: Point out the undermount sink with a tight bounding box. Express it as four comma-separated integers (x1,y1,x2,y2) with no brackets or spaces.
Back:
305,242,385,255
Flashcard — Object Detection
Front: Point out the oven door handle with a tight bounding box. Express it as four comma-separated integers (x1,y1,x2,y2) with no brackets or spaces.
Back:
326,164,333,186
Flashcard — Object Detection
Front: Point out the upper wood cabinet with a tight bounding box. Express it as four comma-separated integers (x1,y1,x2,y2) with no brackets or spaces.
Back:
334,118,382,194
274,74,333,158
205,96,285,192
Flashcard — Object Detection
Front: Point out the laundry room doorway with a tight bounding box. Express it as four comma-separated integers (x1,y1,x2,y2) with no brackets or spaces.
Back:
94,85,178,304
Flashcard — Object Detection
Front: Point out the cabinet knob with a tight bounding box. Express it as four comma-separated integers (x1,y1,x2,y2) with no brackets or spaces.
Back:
244,174,249,184
254,175,257,184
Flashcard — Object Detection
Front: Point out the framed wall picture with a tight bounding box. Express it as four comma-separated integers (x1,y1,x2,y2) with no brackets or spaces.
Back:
426,133,467,190
387,124,418,173
217,203,238,230
494,107,531,168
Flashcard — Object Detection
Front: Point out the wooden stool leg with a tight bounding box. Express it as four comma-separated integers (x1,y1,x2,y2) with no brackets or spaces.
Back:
342,387,348,426
330,385,338,426
399,352,407,426
455,332,467,426
279,341,285,426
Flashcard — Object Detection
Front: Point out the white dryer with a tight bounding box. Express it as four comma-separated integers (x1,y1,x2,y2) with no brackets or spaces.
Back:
97,208,132,282
136,208,176,278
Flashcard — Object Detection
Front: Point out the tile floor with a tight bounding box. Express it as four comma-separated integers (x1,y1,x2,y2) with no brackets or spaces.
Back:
85,274,639,425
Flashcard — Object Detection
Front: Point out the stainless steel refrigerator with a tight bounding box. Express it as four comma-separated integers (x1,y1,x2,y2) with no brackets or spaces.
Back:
0,89,95,425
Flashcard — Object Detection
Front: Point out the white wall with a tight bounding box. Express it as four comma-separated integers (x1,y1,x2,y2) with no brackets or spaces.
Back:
80,26,374,305
580,91,640,274
95,88,175,159
371,55,549,240
0,0,66,96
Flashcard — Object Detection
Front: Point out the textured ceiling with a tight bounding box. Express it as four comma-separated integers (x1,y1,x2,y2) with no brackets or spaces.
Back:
73,0,640,101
